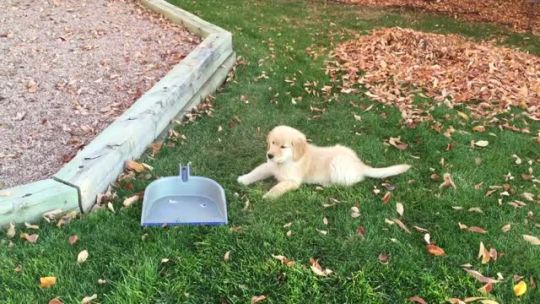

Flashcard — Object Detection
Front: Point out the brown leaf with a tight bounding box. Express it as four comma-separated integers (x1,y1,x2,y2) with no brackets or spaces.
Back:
69,235,78,245
467,226,488,234
378,253,390,265
271,254,295,267
408,295,427,304
49,297,64,304
464,268,500,284
382,191,392,204
478,282,493,294
439,173,456,189
356,226,366,238
426,244,445,256
388,136,408,150
150,142,163,157
24,223,40,230
392,218,411,234
478,242,490,264
413,225,429,233
20,233,39,243
309,258,332,276
251,295,267,304
125,160,145,173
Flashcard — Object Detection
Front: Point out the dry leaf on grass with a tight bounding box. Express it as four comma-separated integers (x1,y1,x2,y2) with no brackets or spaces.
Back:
6,223,16,238
309,258,333,276
20,233,39,243
378,253,390,265
523,234,540,245
150,142,163,157
478,282,493,294
440,173,456,189
24,222,39,230
39,276,57,288
514,281,527,297
271,254,295,267
426,244,445,256
474,140,489,147
122,195,139,208
396,202,404,217
323,217,329,225
387,136,408,150
81,294,97,304
468,226,488,234
408,295,427,304
356,226,366,238
125,160,146,173
251,295,267,304
49,297,64,304
97,279,107,284
464,269,500,284
77,250,89,264
423,233,431,245
382,192,392,204
223,251,231,262
392,218,411,234
350,206,360,218
69,235,78,245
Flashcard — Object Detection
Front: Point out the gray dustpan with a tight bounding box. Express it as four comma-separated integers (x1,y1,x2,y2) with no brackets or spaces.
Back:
141,164,227,226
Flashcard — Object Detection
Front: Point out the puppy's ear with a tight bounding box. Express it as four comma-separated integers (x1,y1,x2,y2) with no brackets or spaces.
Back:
292,134,307,161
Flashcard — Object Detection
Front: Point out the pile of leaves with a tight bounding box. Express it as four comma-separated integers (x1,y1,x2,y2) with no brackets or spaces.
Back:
327,27,540,125
339,0,540,32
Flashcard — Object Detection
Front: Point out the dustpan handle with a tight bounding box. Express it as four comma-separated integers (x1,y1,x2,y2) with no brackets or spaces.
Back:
180,163,191,182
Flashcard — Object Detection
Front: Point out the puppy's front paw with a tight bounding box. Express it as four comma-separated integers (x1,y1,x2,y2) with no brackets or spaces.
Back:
262,190,280,200
237,175,249,186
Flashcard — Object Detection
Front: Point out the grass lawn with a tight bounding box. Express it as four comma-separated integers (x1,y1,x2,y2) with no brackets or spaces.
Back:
2,0,540,303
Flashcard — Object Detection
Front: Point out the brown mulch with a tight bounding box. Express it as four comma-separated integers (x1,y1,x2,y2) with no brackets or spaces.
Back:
0,0,200,189
339,0,540,33
326,27,540,126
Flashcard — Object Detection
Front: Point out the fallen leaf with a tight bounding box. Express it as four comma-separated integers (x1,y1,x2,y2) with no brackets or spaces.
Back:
464,269,500,284
350,206,360,218
39,276,57,288
378,253,390,264
24,222,39,230
423,233,431,245
396,202,404,217
81,294,97,304
283,222,292,228
125,160,145,173
122,195,139,208
458,222,468,230
150,142,163,157
77,250,89,264
316,229,328,235
440,173,456,189
408,295,427,304
478,282,493,294
478,242,491,264
392,218,411,233
286,230,293,237
271,254,295,267
69,235,78,245
426,244,445,256
323,217,329,225
388,136,408,150
20,233,39,243
468,226,488,234
473,125,486,132
523,234,540,245
474,140,489,147
224,250,231,262
468,207,483,213
251,295,267,304
356,226,366,238
107,202,115,213
97,279,107,284
161,258,170,264
309,258,332,276
382,191,392,204
514,281,527,297
414,225,429,232
6,223,16,238
49,297,64,304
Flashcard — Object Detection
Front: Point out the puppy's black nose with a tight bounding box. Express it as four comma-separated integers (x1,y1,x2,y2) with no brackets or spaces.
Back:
267,153,274,159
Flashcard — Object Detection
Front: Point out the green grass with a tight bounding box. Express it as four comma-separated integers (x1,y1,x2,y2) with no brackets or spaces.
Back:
2,0,540,303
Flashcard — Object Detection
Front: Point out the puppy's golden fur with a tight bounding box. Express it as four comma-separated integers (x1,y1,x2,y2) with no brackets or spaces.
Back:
238,125,411,199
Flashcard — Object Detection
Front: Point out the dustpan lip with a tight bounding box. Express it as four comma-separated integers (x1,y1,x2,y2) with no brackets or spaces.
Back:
140,175,227,227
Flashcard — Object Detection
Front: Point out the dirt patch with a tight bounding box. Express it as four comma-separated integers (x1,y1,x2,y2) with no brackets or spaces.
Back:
339,0,540,33
327,27,540,126
0,0,200,189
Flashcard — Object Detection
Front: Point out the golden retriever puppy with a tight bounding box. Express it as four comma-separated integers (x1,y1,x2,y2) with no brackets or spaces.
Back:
237,125,411,199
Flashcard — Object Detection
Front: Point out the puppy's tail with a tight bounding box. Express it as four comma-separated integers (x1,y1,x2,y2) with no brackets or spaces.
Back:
363,164,411,179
